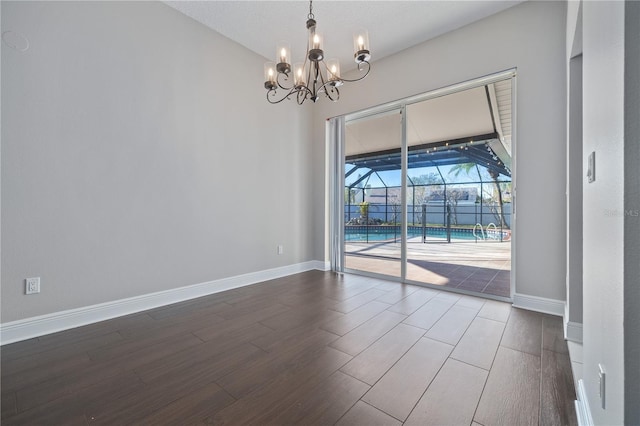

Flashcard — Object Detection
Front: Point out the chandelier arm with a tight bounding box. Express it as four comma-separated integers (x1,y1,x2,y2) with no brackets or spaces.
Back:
296,89,309,105
338,61,371,83
325,85,340,102
267,88,297,104
276,71,294,90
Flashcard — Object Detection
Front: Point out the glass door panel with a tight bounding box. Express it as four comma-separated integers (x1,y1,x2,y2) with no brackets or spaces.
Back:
404,82,513,298
343,110,402,278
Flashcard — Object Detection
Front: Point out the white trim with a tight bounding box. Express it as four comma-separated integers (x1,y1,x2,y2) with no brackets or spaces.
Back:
575,379,594,426
316,260,331,271
512,293,565,316
0,261,323,345
565,320,584,343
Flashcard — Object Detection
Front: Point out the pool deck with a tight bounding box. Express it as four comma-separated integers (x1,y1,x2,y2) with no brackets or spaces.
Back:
345,236,511,298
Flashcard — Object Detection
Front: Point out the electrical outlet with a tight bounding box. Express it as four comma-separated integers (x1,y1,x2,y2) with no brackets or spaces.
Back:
25,277,40,294
277,245,284,255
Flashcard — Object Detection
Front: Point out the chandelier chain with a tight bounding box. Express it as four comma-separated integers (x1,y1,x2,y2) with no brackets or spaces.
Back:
308,0,314,20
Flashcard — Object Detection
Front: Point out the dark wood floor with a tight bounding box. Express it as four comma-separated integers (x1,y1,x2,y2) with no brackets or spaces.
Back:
1,270,577,425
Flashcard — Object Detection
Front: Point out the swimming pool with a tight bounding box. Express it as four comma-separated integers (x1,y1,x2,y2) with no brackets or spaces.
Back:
344,226,507,242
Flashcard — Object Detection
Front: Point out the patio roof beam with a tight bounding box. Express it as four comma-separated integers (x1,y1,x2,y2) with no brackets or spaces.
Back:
348,169,375,189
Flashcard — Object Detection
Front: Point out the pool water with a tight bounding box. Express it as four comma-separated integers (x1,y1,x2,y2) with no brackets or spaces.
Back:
345,227,481,242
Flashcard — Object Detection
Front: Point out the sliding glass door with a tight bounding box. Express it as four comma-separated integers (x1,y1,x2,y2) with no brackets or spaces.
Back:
333,71,515,300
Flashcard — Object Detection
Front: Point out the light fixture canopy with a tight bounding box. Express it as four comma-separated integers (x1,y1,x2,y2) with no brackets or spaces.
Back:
264,0,371,104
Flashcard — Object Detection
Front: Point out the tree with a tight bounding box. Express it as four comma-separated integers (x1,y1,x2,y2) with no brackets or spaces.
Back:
448,163,476,178
488,170,509,229
448,163,510,229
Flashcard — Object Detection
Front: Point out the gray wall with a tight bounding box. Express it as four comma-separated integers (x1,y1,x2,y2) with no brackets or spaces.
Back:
1,1,315,322
314,1,567,302
582,1,625,424
624,1,640,422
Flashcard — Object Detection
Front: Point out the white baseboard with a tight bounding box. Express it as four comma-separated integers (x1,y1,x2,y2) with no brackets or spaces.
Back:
0,261,325,345
317,260,331,271
575,379,594,426
565,320,583,343
512,293,565,317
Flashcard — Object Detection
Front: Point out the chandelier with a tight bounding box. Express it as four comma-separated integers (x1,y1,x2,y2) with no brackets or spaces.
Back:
263,0,371,104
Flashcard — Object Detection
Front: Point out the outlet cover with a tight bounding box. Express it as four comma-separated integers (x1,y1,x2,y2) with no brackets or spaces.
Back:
277,245,284,255
26,277,41,294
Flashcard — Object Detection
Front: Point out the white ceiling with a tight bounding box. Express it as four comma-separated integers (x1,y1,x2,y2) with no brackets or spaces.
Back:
344,80,513,167
165,1,524,71
346,85,495,156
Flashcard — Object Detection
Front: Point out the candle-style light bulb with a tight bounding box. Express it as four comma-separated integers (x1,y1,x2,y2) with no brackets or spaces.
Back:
326,59,342,85
313,34,320,48
276,42,291,73
264,61,277,90
293,62,306,87
353,29,370,63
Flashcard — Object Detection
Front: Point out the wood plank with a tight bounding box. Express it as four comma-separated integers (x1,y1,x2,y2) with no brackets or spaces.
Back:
500,307,544,356
387,288,439,315
216,328,342,398
433,291,462,303
375,284,420,304
340,323,425,385
259,305,344,332
0,338,41,362
134,328,268,383
143,343,265,387
323,277,379,301
269,370,370,425
15,332,203,412
1,392,16,422
455,294,487,311
403,297,456,330
5,372,144,426
322,301,390,336
404,358,487,426
250,320,340,353
133,382,236,425
542,314,570,354
210,346,352,425
478,299,512,322
450,316,506,370
192,312,278,342
213,301,291,322
1,352,92,393
32,313,154,354
362,337,453,421
332,288,389,313
336,401,402,426
424,305,477,345
541,349,578,426
474,346,541,426
330,311,406,356
2,331,121,376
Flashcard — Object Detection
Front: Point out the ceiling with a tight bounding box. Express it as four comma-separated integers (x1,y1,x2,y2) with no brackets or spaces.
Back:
344,80,513,178
165,1,524,71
